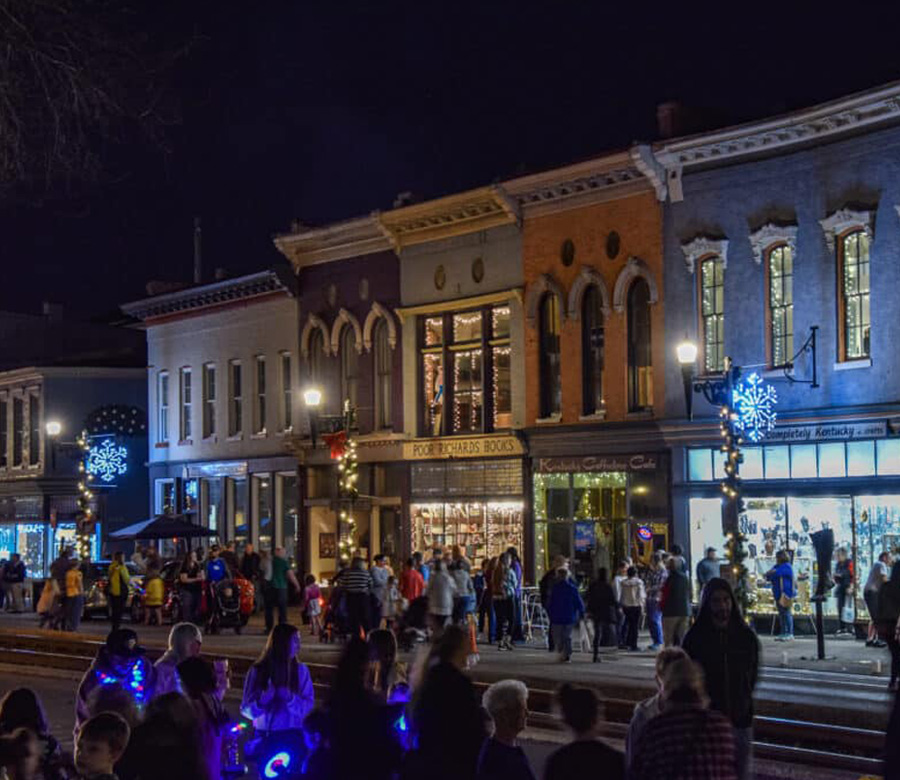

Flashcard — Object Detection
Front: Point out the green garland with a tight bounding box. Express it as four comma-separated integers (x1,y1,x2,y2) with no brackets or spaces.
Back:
336,437,359,563
720,404,752,615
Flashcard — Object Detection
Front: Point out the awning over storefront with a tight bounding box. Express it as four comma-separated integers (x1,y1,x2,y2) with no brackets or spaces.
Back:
111,513,214,540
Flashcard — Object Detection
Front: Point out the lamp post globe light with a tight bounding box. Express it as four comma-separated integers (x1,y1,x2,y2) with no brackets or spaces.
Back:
45,420,62,438
303,387,323,447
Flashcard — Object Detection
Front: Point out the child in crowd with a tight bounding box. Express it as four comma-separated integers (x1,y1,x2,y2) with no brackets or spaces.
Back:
382,576,401,630
302,574,323,637
0,728,40,780
143,568,164,627
75,712,130,780
36,578,60,630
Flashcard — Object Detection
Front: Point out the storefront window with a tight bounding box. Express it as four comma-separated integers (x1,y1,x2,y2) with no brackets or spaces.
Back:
790,445,817,478
856,495,900,617
410,501,522,563
877,439,900,475
279,473,298,566
205,478,222,537
533,473,570,521
847,441,876,477
689,498,728,600
254,474,273,553
156,480,175,516
53,523,99,562
182,479,198,515
764,446,790,479
0,525,14,559
17,523,45,576
232,477,249,553
688,450,712,482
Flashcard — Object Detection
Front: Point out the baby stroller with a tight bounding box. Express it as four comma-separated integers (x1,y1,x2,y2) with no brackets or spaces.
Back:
207,579,243,635
320,586,350,644
396,596,428,652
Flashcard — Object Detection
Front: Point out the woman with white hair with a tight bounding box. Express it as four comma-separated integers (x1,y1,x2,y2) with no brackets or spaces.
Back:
153,623,203,696
476,679,535,780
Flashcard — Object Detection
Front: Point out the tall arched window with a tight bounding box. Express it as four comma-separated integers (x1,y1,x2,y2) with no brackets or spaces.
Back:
839,229,871,360
767,244,793,368
627,278,653,412
699,256,725,373
373,319,392,429
582,286,604,415
339,326,358,408
308,329,325,384
539,293,562,418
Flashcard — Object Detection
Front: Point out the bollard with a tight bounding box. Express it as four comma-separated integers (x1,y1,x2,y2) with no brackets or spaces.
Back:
875,659,883,675
781,651,788,667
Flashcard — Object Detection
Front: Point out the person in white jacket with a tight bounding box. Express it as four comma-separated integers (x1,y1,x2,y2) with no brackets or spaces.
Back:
619,567,647,651
241,624,315,735
425,559,457,636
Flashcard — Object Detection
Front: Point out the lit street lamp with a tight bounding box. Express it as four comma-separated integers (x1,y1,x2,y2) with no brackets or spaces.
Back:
303,386,322,446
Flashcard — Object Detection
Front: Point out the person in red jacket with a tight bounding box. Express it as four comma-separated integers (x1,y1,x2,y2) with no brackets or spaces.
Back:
399,558,424,603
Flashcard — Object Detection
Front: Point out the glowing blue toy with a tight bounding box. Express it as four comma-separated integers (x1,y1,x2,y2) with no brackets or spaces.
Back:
263,751,291,778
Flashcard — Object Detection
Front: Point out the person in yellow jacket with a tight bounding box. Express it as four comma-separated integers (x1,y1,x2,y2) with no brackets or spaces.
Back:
107,551,130,631
65,560,84,632
143,566,164,626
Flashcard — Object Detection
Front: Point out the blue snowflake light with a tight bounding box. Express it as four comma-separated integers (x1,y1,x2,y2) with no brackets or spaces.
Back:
86,437,128,483
731,372,778,443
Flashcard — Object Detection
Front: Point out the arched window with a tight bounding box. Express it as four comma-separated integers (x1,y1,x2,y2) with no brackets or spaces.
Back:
767,244,793,368
582,286,605,415
339,326,358,409
308,329,325,384
373,319,392,429
699,256,725,373
627,279,653,412
539,293,562,418
839,229,870,360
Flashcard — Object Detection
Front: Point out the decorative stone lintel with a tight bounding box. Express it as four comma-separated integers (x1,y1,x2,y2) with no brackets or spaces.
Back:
612,257,659,314
680,236,729,274
819,207,875,252
567,266,612,321
748,223,798,265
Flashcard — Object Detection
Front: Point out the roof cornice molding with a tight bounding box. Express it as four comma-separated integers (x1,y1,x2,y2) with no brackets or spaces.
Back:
653,81,900,201
121,271,293,322
273,215,391,268
748,222,798,265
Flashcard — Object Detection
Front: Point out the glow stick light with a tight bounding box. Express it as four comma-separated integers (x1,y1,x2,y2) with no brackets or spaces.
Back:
263,751,291,778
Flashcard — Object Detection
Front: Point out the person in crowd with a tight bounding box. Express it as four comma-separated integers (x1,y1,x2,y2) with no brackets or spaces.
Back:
204,546,227,584
365,628,406,701
65,560,84,633
506,547,524,641
302,574,323,636
266,546,300,633
144,547,161,575
75,629,156,739
177,656,230,780
85,686,139,732
258,549,273,631
879,560,900,691
548,567,585,663
241,623,315,736
612,559,630,648
0,727,40,780
48,548,71,622
0,688,76,780
884,674,900,780
544,683,623,780
130,545,146,574
37,577,62,630
176,550,203,624
492,553,518,650
765,550,796,641
106,552,130,632
539,556,566,654
141,567,163,627
630,657,738,780
240,543,261,603
473,558,491,641
75,712,130,780
625,646,688,769
619,566,645,652
382,575,401,630
476,679,534,780
370,554,391,613
696,547,719,593
412,551,430,585
682,577,759,780
450,559,475,626
337,556,374,638
586,568,617,662
406,626,488,780
661,554,691,647
425,559,456,636
645,551,667,651
3,553,26,614
399,557,425,605
669,544,688,575
834,547,855,636
221,542,239,575
866,550,892,647
154,622,203,696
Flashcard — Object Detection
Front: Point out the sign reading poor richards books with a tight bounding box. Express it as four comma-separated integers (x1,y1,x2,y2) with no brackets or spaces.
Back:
404,435,525,460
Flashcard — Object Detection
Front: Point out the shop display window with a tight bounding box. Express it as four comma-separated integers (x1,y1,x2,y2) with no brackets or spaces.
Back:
534,473,570,521
689,498,728,600
877,440,900,475
573,472,627,520
855,495,900,617
254,475,273,553
232,478,249,553
744,498,788,612
0,526,13,560
411,501,522,563
688,450,712,482
713,450,726,479
17,523,45,576
279,473,298,566
847,441,876,477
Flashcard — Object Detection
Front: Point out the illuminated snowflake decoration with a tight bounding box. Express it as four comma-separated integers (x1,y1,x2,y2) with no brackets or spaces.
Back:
86,437,128,483
731,372,778,443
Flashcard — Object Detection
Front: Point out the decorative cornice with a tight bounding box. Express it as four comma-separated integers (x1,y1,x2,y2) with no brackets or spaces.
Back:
630,144,667,201
653,81,900,201
120,271,294,322
330,308,363,356
273,216,391,269
748,223,797,265
680,236,729,274
567,266,612,321
524,274,566,327
612,257,659,313
819,207,875,252
362,302,398,352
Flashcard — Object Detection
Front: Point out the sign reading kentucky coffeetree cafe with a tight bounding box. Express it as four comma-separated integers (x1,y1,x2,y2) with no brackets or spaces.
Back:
536,453,661,473
404,435,525,460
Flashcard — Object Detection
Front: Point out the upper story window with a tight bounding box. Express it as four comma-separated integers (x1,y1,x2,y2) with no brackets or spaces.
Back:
281,352,293,431
12,397,24,466
373,320,392,430
339,328,358,410
157,371,169,443
309,330,325,385
839,229,870,360
228,360,242,437
419,305,511,436
0,397,7,469
538,294,562,419
582,287,605,416
255,355,267,434
699,256,725,373
28,392,40,466
202,363,216,439
767,244,794,368
627,279,653,412
179,367,192,441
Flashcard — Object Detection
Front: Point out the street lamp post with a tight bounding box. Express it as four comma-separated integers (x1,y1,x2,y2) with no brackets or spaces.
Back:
45,420,62,471
303,387,323,447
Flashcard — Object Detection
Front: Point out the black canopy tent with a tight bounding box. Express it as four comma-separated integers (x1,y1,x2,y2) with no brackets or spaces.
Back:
110,514,216,541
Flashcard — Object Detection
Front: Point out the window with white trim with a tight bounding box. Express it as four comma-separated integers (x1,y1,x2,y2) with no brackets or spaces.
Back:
767,244,793,368
229,360,242,436
179,367,192,441
281,352,293,431
255,355,267,434
699,256,725,373
202,363,216,438
157,371,169,443
839,229,871,360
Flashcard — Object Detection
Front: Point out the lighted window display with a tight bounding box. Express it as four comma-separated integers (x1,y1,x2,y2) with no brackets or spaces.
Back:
743,497,788,612
453,351,483,433
0,525,13,560
856,495,900,617
410,502,523,562
453,311,482,342
492,347,511,429
255,475,273,553
182,479,198,514
17,523,45,576
232,477,249,553
279,473,299,566
689,498,728,599
53,523,99,561
840,229,870,360
423,353,443,436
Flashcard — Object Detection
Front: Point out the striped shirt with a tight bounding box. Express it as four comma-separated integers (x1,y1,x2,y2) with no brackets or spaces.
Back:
337,567,372,593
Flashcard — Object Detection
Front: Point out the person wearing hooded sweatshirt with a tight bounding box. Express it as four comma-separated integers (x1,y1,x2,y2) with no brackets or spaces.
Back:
878,560,900,691
682,577,759,780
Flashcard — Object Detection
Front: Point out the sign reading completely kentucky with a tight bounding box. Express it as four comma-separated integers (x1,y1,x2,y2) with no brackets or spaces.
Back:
86,435,128,485
732,372,778,443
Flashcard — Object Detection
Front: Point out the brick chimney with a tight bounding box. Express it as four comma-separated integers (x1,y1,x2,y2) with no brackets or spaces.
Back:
657,101,685,139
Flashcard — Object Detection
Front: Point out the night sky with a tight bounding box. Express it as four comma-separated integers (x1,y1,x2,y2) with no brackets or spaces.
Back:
5,4,900,320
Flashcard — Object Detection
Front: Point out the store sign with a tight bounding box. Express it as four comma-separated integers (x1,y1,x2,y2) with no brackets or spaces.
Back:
764,420,887,444
187,461,249,478
404,435,524,461
536,454,659,473
637,525,653,541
